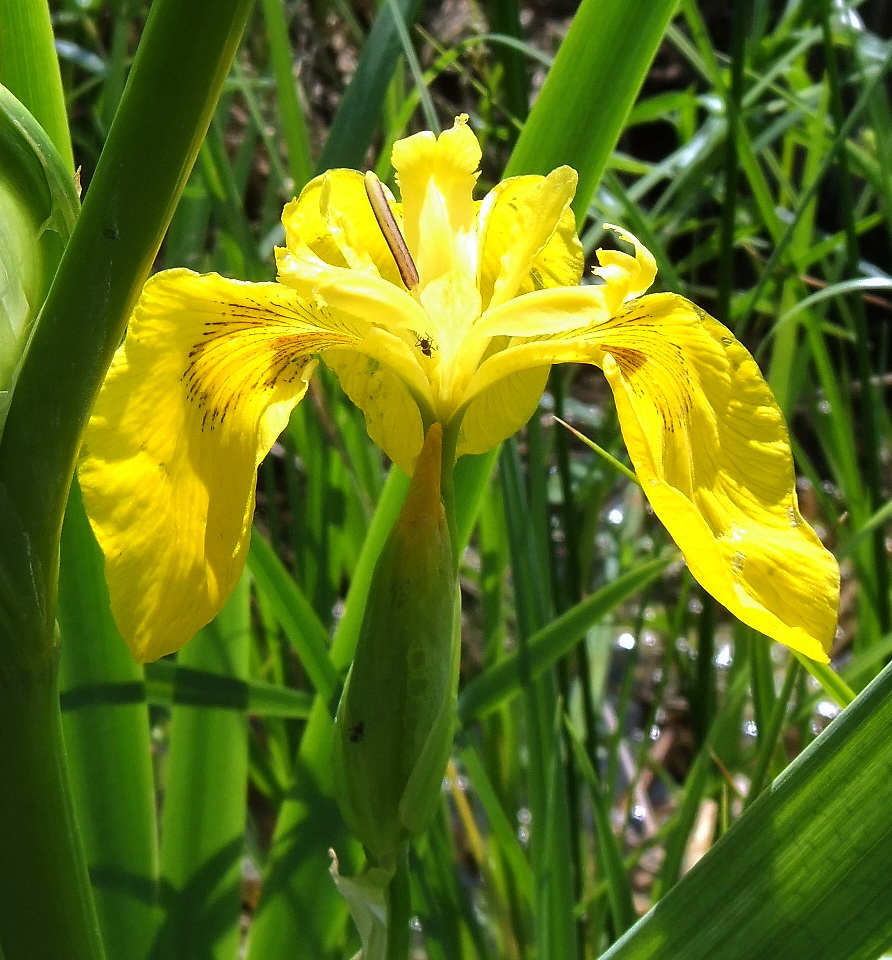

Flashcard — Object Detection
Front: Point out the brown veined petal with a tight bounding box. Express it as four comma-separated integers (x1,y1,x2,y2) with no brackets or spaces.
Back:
79,269,363,662
280,169,404,286
592,293,839,660
476,168,583,311
456,290,839,658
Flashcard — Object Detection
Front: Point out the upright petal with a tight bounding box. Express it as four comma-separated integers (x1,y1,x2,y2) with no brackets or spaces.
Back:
79,269,363,661
590,293,839,660
391,116,480,289
476,168,583,311
280,170,404,285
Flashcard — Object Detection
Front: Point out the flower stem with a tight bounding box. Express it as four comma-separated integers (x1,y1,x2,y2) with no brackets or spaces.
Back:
0,654,106,960
385,844,411,960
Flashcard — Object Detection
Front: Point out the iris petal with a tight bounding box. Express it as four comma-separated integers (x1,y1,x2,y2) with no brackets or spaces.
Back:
79,269,360,660
456,365,550,457
391,116,480,289
594,293,839,660
281,169,403,285
477,168,582,311
459,288,838,659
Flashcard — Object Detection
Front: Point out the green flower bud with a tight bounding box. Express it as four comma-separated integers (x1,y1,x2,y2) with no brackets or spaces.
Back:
332,423,459,865
0,84,79,434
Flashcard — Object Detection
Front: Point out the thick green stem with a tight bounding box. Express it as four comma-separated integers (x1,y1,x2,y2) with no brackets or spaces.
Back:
0,657,105,960
0,1,253,957
385,846,411,960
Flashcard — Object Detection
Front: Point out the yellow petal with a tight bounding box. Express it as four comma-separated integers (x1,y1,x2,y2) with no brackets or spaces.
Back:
477,168,583,311
472,285,613,343
592,293,839,660
281,169,403,285
79,269,361,661
594,224,658,307
276,247,432,339
456,365,550,457
323,341,427,474
391,116,480,289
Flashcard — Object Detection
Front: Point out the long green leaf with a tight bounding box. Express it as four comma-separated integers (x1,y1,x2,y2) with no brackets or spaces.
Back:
458,555,673,723
58,483,159,960
0,0,73,169
506,0,678,216
154,580,250,960
601,662,892,960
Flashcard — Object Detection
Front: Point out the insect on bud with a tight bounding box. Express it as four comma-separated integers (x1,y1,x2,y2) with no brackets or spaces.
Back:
332,423,458,865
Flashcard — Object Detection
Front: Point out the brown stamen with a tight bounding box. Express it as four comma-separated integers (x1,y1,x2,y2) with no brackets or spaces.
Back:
364,171,419,291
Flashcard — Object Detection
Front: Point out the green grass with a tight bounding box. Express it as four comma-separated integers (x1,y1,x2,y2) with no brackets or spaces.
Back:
1,0,891,958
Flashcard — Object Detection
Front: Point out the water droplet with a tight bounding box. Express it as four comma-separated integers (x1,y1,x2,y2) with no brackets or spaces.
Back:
742,720,758,738
616,632,636,651
714,643,733,668
816,700,840,721
818,399,832,415
731,551,745,572
410,916,423,933
630,804,646,824
788,506,800,528
607,507,624,525
517,807,532,826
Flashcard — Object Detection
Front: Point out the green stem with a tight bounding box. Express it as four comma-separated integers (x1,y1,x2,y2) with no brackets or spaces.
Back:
0,657,106,960
385,845,411,960
0,1,253,957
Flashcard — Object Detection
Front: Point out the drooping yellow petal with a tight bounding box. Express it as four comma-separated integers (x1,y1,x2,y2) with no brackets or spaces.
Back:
591,293,839,660
79,269,362,661
476,168,583,311
453,279,838,658
391,116,480,290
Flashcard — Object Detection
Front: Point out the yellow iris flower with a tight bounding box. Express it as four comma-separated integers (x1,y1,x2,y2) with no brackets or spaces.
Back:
79,116,839,664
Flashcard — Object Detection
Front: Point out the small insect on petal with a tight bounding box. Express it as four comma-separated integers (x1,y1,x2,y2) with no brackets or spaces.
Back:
364,171,419,291
414,331,437,358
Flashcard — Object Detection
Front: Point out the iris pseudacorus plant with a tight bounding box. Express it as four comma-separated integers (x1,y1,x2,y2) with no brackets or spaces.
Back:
80,116,839,668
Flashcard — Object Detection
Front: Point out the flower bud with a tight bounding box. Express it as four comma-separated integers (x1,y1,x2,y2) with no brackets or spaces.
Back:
0,84,79,433
332,423,458,865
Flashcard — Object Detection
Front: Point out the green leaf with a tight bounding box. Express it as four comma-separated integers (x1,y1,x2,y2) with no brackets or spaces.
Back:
58,482,159,960
143,662,314,718
154,579,251,960
458,555,674,724
0,0,74,170
317,0,424,171
247,530,338,703
602,662,892,960
505,0,678,217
